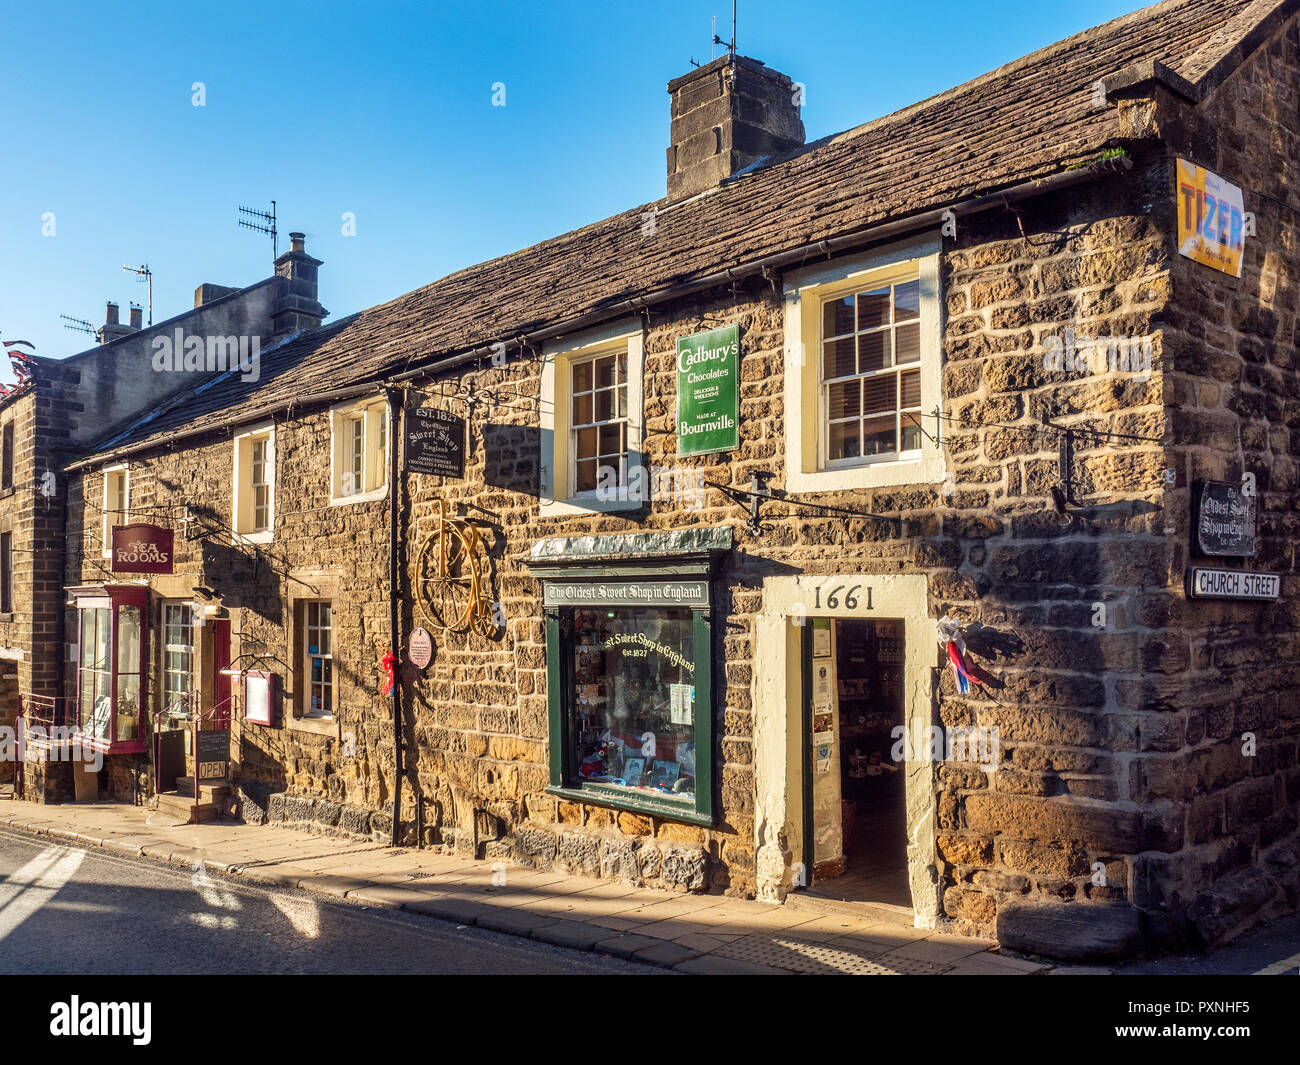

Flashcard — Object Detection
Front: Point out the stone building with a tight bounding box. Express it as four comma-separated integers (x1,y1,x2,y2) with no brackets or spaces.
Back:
49,0,1300,959
8,254,323,800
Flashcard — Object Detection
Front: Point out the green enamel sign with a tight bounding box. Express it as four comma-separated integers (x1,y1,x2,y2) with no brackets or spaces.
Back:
676,323,739,456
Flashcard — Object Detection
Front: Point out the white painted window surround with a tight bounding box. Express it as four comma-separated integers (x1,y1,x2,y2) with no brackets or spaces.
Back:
539,319,644,517
232,424,275,544
101,465,129,559
783,238,947,494
329,396,389,505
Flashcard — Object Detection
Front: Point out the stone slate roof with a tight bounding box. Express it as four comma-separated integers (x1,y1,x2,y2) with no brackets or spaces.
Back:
88,0,1294,460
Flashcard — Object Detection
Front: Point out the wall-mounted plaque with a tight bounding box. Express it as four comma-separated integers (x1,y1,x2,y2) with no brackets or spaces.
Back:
676,323,739,456
409,627,433,669
542,580,708,608
1194,480,1256,557
1176,158,1247,278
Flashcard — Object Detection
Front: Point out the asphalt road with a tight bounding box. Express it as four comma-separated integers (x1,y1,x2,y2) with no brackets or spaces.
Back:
1115,911,1300,976
0,828,664,975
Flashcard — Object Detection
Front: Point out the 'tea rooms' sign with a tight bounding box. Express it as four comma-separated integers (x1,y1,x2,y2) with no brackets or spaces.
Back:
111,524,174,574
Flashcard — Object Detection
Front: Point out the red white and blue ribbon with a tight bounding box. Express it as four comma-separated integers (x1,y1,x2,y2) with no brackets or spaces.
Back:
947,639,975,694
937,615,993,694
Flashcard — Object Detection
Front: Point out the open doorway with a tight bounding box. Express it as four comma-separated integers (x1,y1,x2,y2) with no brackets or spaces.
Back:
801,617,909,910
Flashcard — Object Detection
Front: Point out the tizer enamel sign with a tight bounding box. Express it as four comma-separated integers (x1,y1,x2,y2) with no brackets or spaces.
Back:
1177,158,1248,278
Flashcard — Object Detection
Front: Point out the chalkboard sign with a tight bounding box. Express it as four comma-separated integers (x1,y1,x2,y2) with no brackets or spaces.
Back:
195,729,230,778
1195,480,1256,557
405,406,466,478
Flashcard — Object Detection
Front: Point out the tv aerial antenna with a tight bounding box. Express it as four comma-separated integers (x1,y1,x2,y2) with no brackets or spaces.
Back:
237,200,278,259
59,314,96,340
713,1,736,59
122,263,153,326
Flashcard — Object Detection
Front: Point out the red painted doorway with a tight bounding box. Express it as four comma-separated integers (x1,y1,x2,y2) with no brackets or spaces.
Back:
211,619,232,728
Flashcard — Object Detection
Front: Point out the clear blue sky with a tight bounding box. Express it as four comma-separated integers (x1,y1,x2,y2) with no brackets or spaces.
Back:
0,0,1140,382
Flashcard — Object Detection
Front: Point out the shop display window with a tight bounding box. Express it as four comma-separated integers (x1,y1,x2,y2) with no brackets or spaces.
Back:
569,606,696,800
542,576,716,825
70,585,149,753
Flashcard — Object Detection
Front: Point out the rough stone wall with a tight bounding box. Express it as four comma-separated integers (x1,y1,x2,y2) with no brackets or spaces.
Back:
60,169,1186,912
393,164,1185,910
0,365,79,786
932,162,1177,940
0,391,37,781
1120,20,1300,947
64,414,399,812
398,293,786,893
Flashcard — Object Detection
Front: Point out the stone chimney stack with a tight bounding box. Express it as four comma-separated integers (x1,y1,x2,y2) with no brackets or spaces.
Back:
666,55,805,200
194,283,238,308
129,304,143,329
271,231,327,338
99,300,138,345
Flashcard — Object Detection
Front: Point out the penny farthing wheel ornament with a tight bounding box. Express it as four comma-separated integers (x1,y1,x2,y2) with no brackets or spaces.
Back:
416,499,478,632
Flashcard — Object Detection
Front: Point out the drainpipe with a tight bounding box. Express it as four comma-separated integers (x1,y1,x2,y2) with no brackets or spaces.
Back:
386,387,403,846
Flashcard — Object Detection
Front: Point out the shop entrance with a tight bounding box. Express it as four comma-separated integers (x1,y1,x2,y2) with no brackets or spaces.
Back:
800,617,910,911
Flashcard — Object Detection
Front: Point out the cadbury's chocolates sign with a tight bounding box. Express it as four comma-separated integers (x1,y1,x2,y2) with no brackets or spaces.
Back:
111,524,174,574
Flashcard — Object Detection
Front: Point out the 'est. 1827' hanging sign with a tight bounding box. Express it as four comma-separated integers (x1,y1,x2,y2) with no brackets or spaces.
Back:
676,323,739,456
405,405,466,478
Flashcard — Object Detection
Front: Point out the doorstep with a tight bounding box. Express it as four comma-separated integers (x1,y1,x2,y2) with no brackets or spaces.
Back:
0,797,1047,975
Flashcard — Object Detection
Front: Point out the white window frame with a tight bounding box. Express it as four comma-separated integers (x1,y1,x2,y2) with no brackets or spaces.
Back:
329,397,389,505
303,600,334,720
540,320,644,516
783,238,946,494
101,465,129,559
161,602,195,714
233,424,275,543
567,348,629,499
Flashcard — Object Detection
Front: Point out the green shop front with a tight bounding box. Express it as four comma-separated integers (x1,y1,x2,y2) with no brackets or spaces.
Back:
526,528,732,828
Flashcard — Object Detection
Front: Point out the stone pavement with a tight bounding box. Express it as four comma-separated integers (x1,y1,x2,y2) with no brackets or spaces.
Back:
0,797,1049,975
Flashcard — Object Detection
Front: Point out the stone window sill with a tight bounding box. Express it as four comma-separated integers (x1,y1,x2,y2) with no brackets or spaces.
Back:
330,485,388,507
286,712,338,736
